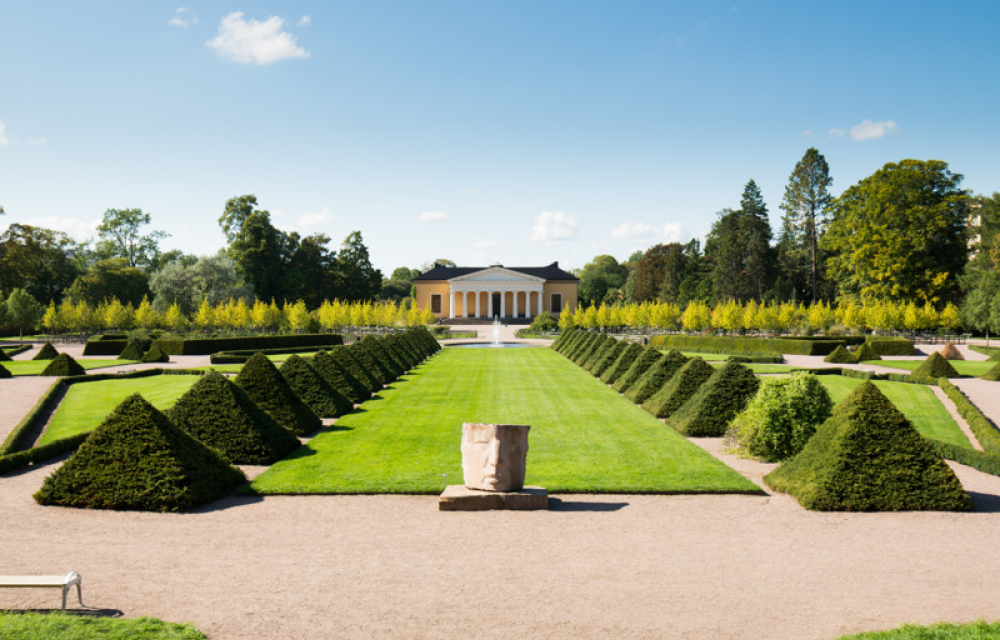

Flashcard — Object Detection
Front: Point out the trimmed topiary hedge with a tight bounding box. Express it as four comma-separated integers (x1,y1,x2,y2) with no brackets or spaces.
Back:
625,350,689,405
981,362,1000,381
0,433,90,475
581,336,617,372
590,340,627,379
927,438,1000,478
556,329,586,355
913,352,960,378
209,345,339,364
939,341,964,360
571,333,605,365
168,372,301,465
33,394,246,512
350,341,395,385
764,382,972,511
151,333,343,356
823,345,856,364
853,342,881,362
41,354,86,376
118,339,146,360
0,349,10,362
938,379,1000,455
726,372,832,462
599,343,644,385
329,345,381,393
280,355,354,418
141,343,170,363
311,351,369,404
363,335,407,377
648,335,849,356
642,357,714,419
235,353,322,436
865,337,915,356
32,342,59,360
666,361,759,437
612,346,662,393
565,332,600,361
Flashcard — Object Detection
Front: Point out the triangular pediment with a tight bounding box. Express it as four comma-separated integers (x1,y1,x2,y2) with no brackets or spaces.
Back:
450,267,544,283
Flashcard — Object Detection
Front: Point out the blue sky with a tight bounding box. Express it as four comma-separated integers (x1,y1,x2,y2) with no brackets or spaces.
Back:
1,1,998,274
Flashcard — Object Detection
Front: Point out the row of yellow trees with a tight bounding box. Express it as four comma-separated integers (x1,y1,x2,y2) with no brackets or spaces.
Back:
560,299,964,334
42,297,437,333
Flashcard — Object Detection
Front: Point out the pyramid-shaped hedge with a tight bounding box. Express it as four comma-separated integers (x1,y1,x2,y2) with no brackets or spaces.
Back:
235,353,322,436
600,343,644,385
168,372,301,465
141,343,170,363
551,328,576,352
118,339,146,360
981,362,1000,381
591,340,627,378
940,341,964,360
667,361,759,437
364,336,406,377
383,334,418,370
329,346,381,393
280,355,354,418
612,346,662,393
642,357,715,419
913,351,959,378
556,329,586,355
626,350,689,405
34,394,246,512
0,362,11,378
312,351,369,404
32,342,59,360
581,336,616,371
407,326,439,355
854,342,881,362
41,353,86,376
764,382,972,511
566,332,600,362
571,333,604,365
823,345,856,364
350,341,394,386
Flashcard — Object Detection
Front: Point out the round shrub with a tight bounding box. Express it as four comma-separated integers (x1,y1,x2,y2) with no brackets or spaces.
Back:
726,372,833,462
529,311,558,332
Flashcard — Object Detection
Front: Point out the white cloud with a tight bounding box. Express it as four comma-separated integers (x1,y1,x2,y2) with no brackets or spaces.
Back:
611,221,682,244
475,239,499,248
529,211,578,244
24,216,99,241
0,121,8,147
298,207,333,228
828,127,845,138
26,137,46,145
298,15,312,27
169,7,198,28
460,189,477,196
849,119,898,141
801,129,812,137
206,12,309,65
419,210,448,223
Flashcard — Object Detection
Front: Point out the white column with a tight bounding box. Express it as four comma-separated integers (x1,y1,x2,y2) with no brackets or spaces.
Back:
513,291,519,318
527,291,534,319
500,291,506,318
475,291,481,318
488,292,493,317
449,291,455,318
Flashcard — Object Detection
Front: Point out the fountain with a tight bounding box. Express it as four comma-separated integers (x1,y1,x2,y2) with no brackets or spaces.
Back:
491,318,502,347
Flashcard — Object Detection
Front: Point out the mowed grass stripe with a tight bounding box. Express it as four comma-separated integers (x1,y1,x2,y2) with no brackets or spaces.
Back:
39,375,202,445
249,347,760,494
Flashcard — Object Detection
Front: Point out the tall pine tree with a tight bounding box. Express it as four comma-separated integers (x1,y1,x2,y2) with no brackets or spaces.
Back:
740,180,775,301
778,148,832,302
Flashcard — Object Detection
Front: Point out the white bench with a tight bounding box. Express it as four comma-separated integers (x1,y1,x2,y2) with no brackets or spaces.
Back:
0,572,83,611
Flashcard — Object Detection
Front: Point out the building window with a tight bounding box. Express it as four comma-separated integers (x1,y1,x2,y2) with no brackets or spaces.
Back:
431,294,442,314
551,293,562,314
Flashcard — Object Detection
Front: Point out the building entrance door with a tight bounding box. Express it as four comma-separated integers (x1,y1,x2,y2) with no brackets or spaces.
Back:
492,293,501,318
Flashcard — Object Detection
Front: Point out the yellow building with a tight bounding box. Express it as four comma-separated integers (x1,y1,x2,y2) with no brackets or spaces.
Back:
414,262,578,320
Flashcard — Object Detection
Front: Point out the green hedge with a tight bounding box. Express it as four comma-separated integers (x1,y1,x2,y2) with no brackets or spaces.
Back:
32,342,59,360
970,344,1000,360
865,337,915,356
666,361,759,437
0,345,31,358
725,354,784,364
625,350,689,405
642,357,715,419
590,340,627,378
599,343,644,385
151,333,343,356
648,335,848,356
927,438,1000,477
41,353,86,376
938,379,1000,455
82,335,153,356
0,433,90,475
209,344,341,364
280,356,354,418
235,354,322,436
612,346,662,393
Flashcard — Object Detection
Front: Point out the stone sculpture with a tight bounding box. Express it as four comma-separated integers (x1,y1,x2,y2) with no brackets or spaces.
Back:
461,423,529,492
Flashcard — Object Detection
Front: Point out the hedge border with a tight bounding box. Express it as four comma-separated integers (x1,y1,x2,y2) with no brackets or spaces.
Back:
141,333,344,356
0,345,32,358
927,438,1000,478
209,345,342,364
648,335,846,356
939,379,1000,455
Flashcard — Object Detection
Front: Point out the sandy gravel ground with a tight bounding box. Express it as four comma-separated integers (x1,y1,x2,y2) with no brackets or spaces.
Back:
5,336,1000,639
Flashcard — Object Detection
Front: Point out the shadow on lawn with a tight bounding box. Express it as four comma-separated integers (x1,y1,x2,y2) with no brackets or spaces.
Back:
548,498,629,512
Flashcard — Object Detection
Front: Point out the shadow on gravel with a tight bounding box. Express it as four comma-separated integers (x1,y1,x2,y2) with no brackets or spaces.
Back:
968,491,1000,513
3,608,124,617
548,498,629,512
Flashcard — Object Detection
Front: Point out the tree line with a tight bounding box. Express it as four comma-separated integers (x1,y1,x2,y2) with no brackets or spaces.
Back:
575,152,995,332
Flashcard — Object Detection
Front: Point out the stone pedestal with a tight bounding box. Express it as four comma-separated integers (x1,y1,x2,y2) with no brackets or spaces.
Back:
438,485,549,511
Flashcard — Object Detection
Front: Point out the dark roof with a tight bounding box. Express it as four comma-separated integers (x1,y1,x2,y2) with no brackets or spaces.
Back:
415,261,578,282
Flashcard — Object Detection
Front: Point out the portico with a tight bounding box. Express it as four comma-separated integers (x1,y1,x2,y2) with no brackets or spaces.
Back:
414,262,579,320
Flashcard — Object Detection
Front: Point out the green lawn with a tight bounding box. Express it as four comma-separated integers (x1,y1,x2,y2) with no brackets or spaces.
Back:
834,621,1000,640
816,376,972,448
249,348,761,494
0,613,208,640
38,375,202,445
4,359,134,376
865,359,996,376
